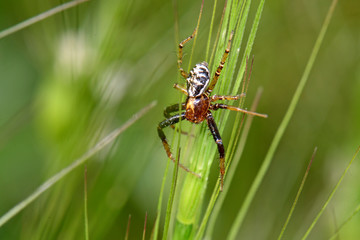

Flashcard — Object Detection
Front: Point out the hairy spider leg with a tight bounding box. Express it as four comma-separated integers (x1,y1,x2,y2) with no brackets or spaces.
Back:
211,93,246,102
157,113,201,178
206,30,234,94
163,103,186,118
206,111,226,191
211,103,268,118
173,83,188,95
163,103,191,136
178,28,198,79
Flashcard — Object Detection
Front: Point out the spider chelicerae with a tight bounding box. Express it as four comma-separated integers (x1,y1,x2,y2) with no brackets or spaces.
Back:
157,28,267,191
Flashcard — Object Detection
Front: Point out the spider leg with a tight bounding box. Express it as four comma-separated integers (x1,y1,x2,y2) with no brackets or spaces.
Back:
206,31,234,94
163,103,186,118
163,103,191,136
173,83,188,95
211,93,246,102
206,111,226,191
157,113,200,178
178,28,197,79
211,103,268,118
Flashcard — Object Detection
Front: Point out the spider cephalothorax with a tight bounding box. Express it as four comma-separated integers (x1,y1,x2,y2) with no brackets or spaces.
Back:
157,29,267,191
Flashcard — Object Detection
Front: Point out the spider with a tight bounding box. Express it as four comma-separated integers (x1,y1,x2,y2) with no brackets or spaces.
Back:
157,28,268,191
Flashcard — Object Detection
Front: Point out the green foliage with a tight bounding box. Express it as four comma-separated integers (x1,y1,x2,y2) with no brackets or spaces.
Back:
0,0,360,239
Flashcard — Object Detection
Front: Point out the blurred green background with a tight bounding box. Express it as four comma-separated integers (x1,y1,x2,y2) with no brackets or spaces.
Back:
0,0,359,239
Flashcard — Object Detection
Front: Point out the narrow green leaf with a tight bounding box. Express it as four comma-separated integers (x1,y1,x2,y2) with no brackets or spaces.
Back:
228,0,338,238
153,157,171,240
162,148,180,240
198,88,264,240
84,166,90,240
0,102,156,228
328,203,360,240
0,0,89,39
277,147,317,240
301,146,360,240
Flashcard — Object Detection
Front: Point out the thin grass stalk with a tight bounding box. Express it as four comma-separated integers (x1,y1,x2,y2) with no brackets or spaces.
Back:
218,0,250,100
0,0,89,39
125,215,131,240
154,8,191,231
173,0,180,48
228,0,338,237
153,121,181,240
205,0,218,61
154,1,190,239
217,0,252,178
209,0,232,72
173,2,207,239
328,203,360,240
153,156,171,240
84,166,90,240
162,148,181,239
224,60,253,165
152,1,196,237
174,0,264,238
208,0,228,67
232,0,263,96
0,102,156,228
187,0,204,72
277,147,317,240
301,146,360,240
143,212,148,240
198,88,264,240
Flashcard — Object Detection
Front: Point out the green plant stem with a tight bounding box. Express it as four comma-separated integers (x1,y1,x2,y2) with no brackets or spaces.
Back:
173,2,205,239
328,203,360,240
162,148,180,239
301,146,360,240
198,88,264,240
125,215,131,240
0,101,156,228
227,0,337,238
153,157,171,240
0,0,89,39
187,0,204,71
233,0,262,95
277,147,317,240
205,0,218,61
208,0,228,67
143,212,147,240
174,0,263,238
84,166,89,240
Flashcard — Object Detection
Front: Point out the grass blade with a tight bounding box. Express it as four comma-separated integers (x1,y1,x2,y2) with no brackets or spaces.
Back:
205,0,219,61
187,0,204,72
197,88,264,240
143,212,148,240
162,148,180,239
153,144,173,239
84,166,90,240
232,0,263,96
227,0,337,238
0,0,89,39
125,215,131,240
175,0,265,238
0,101,156,228
328,203,360,240
277,147,317,240
301,146,360,240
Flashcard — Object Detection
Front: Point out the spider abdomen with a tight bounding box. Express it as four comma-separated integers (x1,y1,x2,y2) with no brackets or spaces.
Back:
185,95,210,123
186,62,210,97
